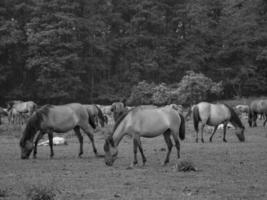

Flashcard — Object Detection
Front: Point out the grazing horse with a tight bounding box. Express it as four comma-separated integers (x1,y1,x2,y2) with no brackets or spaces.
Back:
83,104,106,127
248,100,267,127
19,103,98,159
235,105,249,115
6,100,23,110
103,106,185,166
7,101,37,125
193,102,245,143
12,101,37,115
110,102,128,122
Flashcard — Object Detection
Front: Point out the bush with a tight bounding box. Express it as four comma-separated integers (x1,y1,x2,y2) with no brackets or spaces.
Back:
25,184,56,200
171,71,223,105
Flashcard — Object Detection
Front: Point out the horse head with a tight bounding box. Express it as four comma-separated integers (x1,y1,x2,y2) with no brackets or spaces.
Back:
103,135,118,166
19,113,40,159
235,127,245,142
20,139,34,159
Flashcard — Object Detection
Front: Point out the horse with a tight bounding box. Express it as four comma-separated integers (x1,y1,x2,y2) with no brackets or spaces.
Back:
6,100,23,110
19,103,98,159
8,107,23,125
166,104,183,114
192,102,245,143
83,104,106,127
235,105,249,115
103,106,185,166
248,100,267,127
12,101,37,115
110,102,128,122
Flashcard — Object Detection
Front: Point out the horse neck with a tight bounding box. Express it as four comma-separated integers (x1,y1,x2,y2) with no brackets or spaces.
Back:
112,121,126,146
230,116,243,130
21,124,38,145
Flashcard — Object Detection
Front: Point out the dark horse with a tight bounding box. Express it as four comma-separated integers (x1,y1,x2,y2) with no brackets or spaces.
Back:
104,106,185,166
248,100,267,127
19,103,98,159
193,102,245,143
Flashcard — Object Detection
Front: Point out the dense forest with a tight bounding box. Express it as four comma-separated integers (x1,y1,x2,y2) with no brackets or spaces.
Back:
0,0,266,105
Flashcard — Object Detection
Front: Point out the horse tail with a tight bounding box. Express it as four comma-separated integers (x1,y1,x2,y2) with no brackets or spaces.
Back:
178,113,185,140
95,105,105,127
87,110,96,129
192,105,200,132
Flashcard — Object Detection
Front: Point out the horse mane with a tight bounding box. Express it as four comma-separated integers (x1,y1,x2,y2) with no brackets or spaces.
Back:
20,104,53,147
224,104,244,129
112,109,131,133
20,105,51,147
95,104,105,124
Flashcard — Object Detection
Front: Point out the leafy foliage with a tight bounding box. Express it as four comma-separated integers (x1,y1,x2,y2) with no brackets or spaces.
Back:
0,0,266,105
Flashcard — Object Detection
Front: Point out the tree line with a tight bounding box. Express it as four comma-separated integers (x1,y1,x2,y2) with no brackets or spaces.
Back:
0,0,266,106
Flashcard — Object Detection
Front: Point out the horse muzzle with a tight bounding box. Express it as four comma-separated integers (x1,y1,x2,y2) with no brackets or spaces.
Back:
105,160,113,166
21,155,30,159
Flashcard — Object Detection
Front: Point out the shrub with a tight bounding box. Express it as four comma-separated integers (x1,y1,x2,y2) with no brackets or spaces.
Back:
25,184,56,200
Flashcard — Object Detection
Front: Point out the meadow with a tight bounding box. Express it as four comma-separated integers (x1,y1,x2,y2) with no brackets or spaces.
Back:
0,116,266,200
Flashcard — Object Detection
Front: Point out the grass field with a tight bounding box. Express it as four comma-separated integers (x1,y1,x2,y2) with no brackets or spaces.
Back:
0,117,266,200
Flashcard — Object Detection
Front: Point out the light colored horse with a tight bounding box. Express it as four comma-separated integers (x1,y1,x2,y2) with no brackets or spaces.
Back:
12,101,37,115
248,100,267,127
110,102,128,122
19,103,98,159
103,106,185,166
99,105,113,125
235,105,249,115
7,101,37,125
192,102,245,143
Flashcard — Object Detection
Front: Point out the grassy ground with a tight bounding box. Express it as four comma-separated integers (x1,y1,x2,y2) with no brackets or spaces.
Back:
0,117,266,200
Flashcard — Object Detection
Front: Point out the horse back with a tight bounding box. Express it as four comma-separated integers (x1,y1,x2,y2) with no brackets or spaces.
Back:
197,102,231,125
40,104,88,132
250,100,267,113
128,108,181,136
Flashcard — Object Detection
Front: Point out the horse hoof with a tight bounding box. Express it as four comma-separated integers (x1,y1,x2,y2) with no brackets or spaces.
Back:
195,139,198,143
223,139,227,143
201,139,205,143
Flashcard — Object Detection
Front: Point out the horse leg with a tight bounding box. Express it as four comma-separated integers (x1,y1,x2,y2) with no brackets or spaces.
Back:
132,138,138,166
48,131,54,158
163,131,173,165
263,114,267,127
81,126,98,156
209,125,218,142
200,123,205,143
135,136,146,166
223,123,228,142
253,112,257,127
33,131,45,159
74,126,84,157
171,131,180,160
